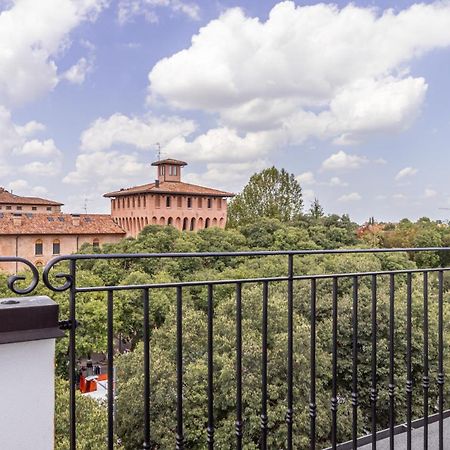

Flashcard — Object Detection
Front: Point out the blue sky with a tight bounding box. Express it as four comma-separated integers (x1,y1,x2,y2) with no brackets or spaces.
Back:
2,0,450,223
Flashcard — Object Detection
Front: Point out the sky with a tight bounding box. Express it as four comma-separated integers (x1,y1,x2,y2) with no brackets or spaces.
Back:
1,0,450,224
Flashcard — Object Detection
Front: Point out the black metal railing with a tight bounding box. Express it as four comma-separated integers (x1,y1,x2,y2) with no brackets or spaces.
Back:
1,247,450,449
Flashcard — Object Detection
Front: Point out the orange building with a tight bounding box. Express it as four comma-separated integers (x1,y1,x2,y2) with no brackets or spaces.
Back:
104,158,234,237
0,213,126,273
0,187,62,213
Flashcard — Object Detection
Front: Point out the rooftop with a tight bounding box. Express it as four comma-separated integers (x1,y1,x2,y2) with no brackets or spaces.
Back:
151,158,187,166
104,180,234,198
0,188,63,206
0,213,126,235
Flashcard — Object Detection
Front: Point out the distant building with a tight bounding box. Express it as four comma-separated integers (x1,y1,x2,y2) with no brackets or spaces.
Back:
0,213,125,273
0,187,63,213
104,158,234,237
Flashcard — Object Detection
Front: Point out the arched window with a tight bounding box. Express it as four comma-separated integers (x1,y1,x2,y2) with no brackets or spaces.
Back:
53,239,60,255
182,217,189,231
93,238,100,249
190,218,195,231
168,217,174,226
205,218,210,229
35,239,43,256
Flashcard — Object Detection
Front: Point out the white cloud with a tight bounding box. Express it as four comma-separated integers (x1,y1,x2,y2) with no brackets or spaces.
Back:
63,151,148,192
393,193,407,200
15,139,62,158
63,57,94,85
20,160,62,177
6,179,49,196
296,171,316,186
424,188,437,198
148,1,450,145
338,192,362,202
395,166,418,181
80,113,197,152
328,176,348,187
117,0,200,25
0,0,106,107
321,151,368,171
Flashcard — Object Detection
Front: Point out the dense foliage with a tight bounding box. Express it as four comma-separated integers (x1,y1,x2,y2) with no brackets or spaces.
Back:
2,167,450,448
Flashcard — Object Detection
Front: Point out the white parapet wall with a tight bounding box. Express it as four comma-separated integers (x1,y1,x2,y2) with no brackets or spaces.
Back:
0,296,64,450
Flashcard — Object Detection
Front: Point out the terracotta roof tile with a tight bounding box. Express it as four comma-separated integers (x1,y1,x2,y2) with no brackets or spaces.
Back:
0,213,126,235
104,181,234,198
0,188,63,206
151,158,187,166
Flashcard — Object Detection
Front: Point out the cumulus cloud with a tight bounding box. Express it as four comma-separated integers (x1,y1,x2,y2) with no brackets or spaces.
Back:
395,166,418,181
14,139,62,158
20,160,62,177
321,151,368,171
296,171,316,186
80,113,197,152
117,0,200,25
63,57,94,84
7,179,49,196
148,1,450,146
0,0,106,107
338,192,362,202
63,151,148,192
424,188,437,198
328,176,348,187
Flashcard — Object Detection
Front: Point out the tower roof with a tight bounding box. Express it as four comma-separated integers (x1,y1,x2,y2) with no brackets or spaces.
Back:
151,158,187,167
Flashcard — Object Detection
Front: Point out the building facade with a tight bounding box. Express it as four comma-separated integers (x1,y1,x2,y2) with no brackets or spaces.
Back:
0,213,126,273
104,158,234,237
0,187,62,213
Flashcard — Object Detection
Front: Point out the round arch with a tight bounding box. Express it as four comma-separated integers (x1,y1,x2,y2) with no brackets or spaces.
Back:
182,217,189,231
190,217,196,231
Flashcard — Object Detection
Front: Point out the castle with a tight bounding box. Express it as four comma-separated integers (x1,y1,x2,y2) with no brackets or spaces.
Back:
0,159,234,271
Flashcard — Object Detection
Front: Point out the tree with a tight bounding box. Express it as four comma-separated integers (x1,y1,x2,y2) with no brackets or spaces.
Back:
227,167,303,226
308,198,324,220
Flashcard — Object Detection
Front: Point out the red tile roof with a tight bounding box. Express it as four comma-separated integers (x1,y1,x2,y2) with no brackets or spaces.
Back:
151,158,187,166
104,181,234,198
0,188,63,206
0,213,126,235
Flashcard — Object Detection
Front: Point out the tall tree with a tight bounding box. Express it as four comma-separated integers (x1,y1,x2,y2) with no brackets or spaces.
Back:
309,198,324,220
227,167,303,226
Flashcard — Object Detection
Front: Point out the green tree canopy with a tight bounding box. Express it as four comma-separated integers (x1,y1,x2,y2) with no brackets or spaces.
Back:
227,167,303,226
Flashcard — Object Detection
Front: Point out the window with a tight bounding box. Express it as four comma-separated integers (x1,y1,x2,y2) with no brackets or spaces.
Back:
35,239,43,256
17,206,22,210
93,238,100,249
47,207,52,211
174,166,177,176
6,206,11,210
132,196,135,207
166,196,171,207
155,195,161,208
198,198,203,208
207,198,212,209
177,196,182,208
160,166,165,176
169,165,173,176
187,197,192,208
217,198,222,210
143,196,146,207
32,206,37,211
138,196,141,207
127,197,130,208
53,239,60,255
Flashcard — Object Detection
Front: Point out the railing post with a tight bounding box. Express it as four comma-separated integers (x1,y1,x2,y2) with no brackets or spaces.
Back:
0,296,64,450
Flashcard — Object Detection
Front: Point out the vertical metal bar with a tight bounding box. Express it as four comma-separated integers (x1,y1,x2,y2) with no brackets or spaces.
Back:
423,273,429,450
310,278,317,450
331,277,338,450
69,259,77,450
260,281,269,450
351,276,358,448
371,275,377,450
143,289,151,449
438,271,444,450
176,286,185,450
235,283,243,450
406,273,412,450
286,255,294,450
107,290,114,450
388,274,395,450
207,284,214,449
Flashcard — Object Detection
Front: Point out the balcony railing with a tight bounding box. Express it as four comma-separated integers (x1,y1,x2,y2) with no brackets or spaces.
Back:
1,247,450,449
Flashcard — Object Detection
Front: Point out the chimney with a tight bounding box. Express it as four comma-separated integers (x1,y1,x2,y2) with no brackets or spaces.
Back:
12,213,22,227
72,214,80,226
155,179,160,188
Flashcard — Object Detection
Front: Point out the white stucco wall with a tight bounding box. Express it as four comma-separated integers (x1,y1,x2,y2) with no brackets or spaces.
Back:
0,339,55,450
